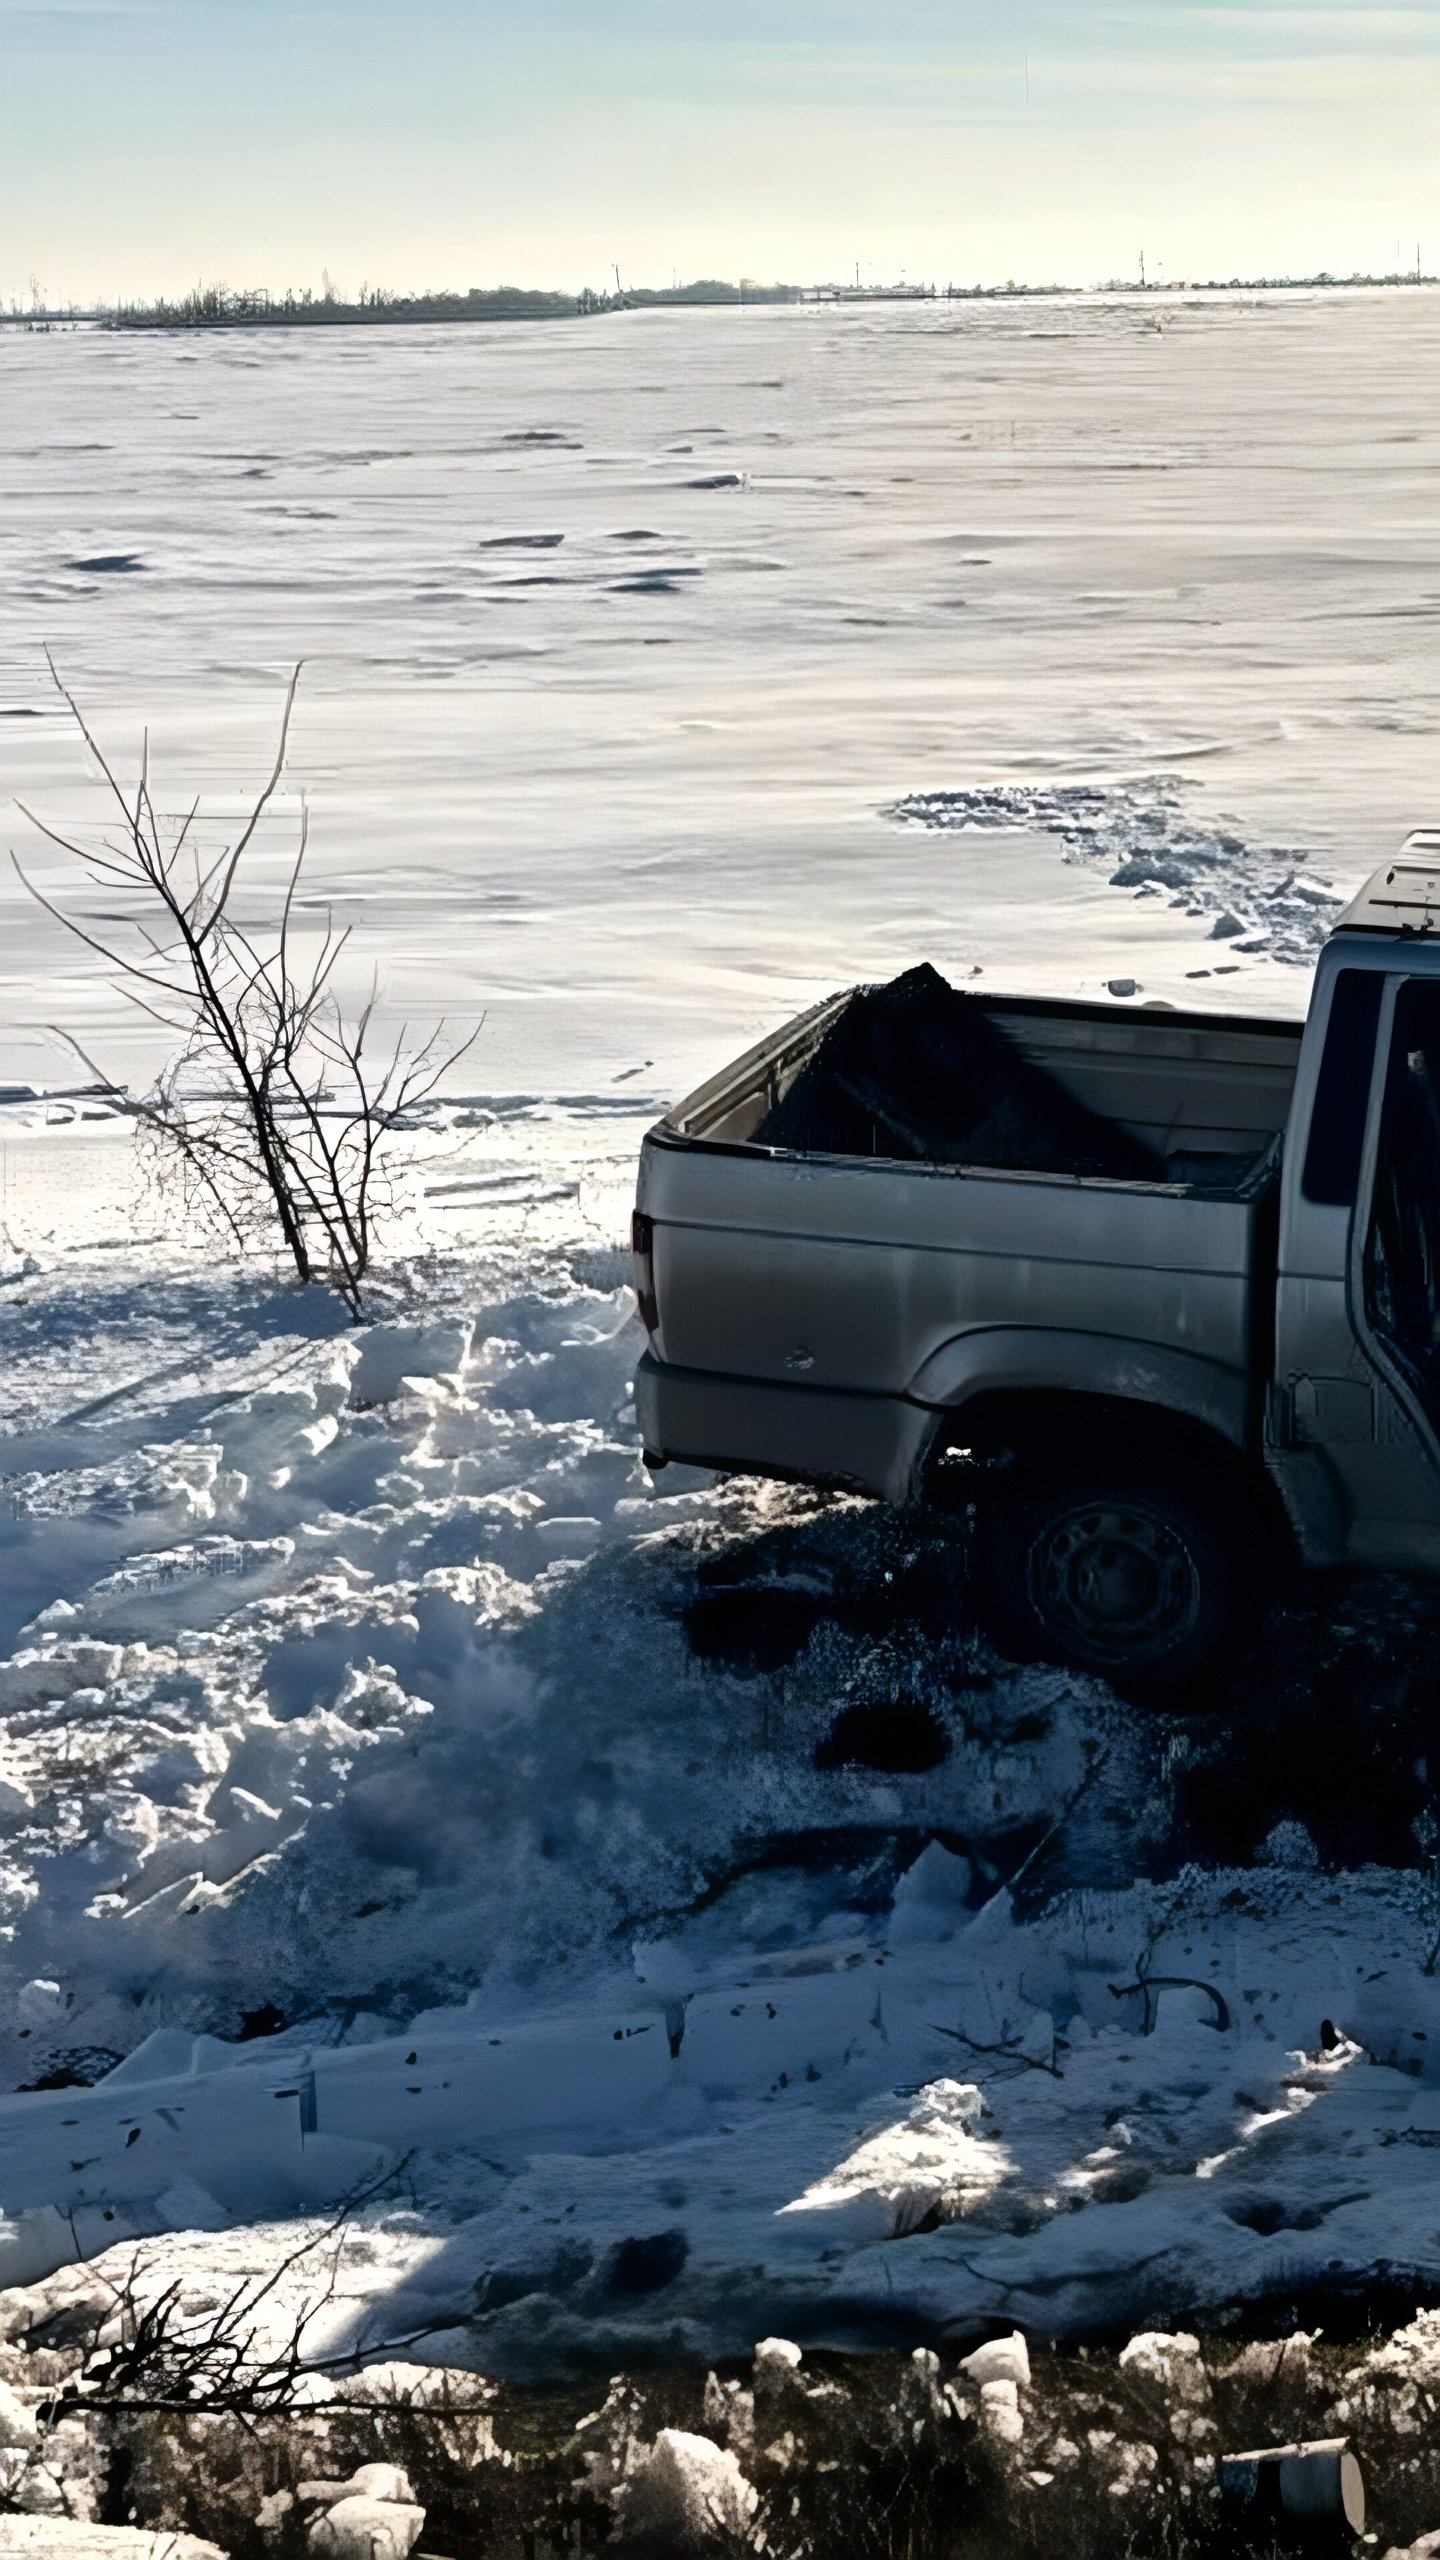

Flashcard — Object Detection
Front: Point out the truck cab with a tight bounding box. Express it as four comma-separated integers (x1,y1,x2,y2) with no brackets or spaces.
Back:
1272,837,1440,1574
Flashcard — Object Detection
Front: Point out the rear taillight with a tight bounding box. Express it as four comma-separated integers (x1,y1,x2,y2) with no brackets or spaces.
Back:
631,1209,659,1334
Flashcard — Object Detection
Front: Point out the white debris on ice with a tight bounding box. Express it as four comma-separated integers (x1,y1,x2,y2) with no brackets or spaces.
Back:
979,2378,1024,2446
613,2428,759,2550
960,2333,1031,2394
308,2496,424,2560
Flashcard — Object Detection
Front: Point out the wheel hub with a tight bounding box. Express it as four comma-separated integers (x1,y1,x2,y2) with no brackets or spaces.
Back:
1028,1497,1201,1663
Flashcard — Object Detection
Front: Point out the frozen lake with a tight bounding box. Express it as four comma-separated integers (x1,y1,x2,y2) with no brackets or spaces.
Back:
6,293,1440,2383
3,288,1439,1115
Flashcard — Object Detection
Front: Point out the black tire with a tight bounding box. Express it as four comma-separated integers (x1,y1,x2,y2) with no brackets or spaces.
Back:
969,1451,1261,1691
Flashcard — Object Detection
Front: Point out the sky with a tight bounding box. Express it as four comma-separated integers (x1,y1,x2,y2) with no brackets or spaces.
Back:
0,0,1437,304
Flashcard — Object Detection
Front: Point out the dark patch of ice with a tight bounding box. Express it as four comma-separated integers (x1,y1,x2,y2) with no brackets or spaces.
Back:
686,472,746,491
68,553,145,575
237,2001,287,2041
605,2230,689,2295
480,532,565,549
611,567,702,596
16,2047,122,2092
814,1698,951,1774
1163,1571,1440,1873
684,1584,825,1673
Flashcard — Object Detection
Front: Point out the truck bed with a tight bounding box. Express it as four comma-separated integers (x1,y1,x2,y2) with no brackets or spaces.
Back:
667,978,1302,1192
635,984,1305,1502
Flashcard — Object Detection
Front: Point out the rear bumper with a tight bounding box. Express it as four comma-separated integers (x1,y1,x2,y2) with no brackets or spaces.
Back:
634,1351,934,1506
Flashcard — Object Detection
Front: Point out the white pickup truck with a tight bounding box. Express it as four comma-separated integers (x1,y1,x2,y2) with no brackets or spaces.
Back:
632,835,1440,1688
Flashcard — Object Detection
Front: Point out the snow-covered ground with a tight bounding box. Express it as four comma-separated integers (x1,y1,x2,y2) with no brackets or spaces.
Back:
3,1153,1440,2375
2,291,1440,2378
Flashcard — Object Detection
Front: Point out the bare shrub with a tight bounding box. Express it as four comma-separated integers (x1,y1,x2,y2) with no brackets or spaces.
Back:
11,2299,1439,2559
14,656,474,1317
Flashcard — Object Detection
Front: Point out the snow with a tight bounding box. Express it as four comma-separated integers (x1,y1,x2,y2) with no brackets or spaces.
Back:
612,2428,758,2548
308,2495,424,2560
1,292,1439,2380
960,2334,1031,2392
979,2378,1024,2445
0,2531,227,2560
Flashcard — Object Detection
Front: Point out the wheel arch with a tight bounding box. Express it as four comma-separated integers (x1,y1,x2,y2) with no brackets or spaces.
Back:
908,1325,1253,1454
916,1374,1294,1567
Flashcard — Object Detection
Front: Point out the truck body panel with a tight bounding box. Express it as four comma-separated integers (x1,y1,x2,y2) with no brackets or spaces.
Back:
634,848,1440,1590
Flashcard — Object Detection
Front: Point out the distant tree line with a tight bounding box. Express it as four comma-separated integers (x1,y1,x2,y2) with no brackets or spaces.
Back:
92,277,807,331
1096,267,1433,293
3,268,1432,332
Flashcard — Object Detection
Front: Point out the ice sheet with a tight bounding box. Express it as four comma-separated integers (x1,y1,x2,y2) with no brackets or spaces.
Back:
5,290,1439,1111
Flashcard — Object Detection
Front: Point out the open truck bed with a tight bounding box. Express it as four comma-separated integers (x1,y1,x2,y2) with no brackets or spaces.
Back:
637,981,1302,1506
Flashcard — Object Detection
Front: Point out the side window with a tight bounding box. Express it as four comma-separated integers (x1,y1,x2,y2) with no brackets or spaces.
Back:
1302,969,1383,1206
1362,978,1440,1420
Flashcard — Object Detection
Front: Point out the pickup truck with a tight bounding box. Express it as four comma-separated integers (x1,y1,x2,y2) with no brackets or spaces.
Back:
632,833,1440,1687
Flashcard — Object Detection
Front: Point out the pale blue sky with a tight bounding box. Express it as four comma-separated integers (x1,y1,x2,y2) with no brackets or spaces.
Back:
2,1,1436,302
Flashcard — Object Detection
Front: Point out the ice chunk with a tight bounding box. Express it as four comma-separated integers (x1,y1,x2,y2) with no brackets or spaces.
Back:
1119,2332,1210,2409
15,1983,63,2030
348,1322,471,1407
888,1840,974,1945
614,2428,758,2547
778,2079,999,2240
980,2378,1024,2445
0,1772,33,1820
343,2466,416,2507
0,1647,121,1712
309,2497,425,2560
98,2029,208,2085
960,2332,1031,2392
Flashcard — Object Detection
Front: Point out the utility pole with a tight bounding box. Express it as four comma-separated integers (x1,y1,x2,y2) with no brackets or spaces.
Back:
1139,246,1146,289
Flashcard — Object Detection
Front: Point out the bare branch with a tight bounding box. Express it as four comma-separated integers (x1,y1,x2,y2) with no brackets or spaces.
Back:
24,661,466,1318
199,661,304,936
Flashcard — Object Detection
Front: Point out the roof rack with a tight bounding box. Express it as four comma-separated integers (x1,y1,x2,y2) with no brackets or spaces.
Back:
1337,835,1440,935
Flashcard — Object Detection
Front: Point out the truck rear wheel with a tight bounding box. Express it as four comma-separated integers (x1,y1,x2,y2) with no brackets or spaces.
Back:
969,1453,1258,1690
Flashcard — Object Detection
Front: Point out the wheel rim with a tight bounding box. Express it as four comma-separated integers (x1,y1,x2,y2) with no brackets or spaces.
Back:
1026,1495,1202,1665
